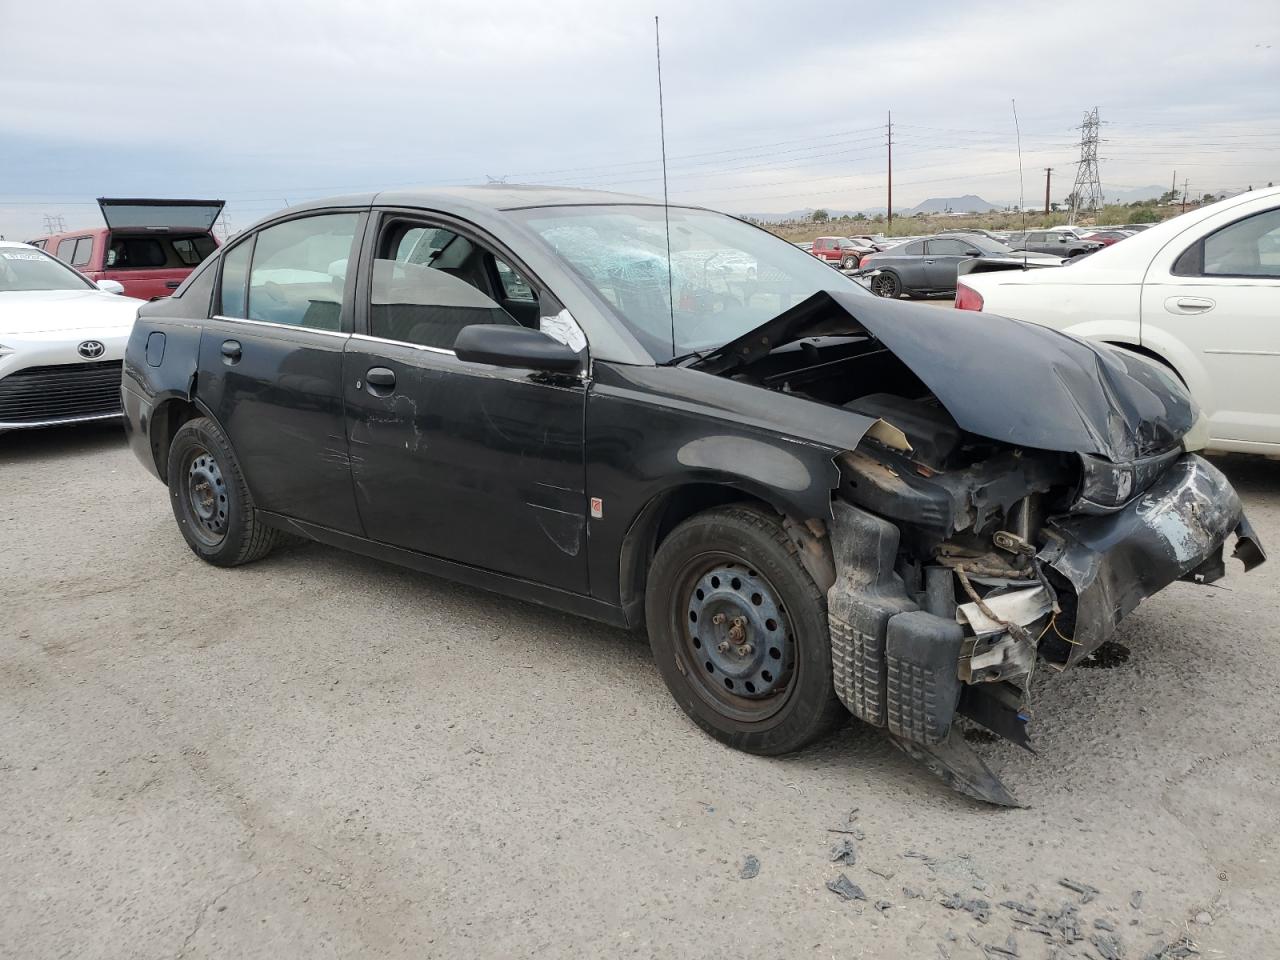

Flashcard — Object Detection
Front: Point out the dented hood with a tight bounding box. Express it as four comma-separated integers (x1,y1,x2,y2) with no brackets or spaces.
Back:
693,289,1196,462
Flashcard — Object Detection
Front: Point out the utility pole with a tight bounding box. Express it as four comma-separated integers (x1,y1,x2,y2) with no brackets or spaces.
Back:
1182,178,1189,213
886,110,893,230
1171,170,1177,200
1044,167,1053,214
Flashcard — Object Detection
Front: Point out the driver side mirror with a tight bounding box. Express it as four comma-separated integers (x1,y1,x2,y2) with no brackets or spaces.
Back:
96,279,126,295
455,324,581,373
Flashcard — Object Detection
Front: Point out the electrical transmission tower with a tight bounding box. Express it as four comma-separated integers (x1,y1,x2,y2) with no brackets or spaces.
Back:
1068,107,1104,223
42,213,66,234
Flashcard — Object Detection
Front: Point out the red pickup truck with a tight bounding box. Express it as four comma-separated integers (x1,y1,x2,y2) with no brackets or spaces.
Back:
30,198,224,301
810,236,870,269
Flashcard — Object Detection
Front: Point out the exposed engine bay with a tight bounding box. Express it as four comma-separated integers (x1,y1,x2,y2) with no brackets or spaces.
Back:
690,289,1267,804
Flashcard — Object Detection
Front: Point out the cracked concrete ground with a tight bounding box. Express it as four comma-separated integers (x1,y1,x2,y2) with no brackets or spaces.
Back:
2,422,1278,959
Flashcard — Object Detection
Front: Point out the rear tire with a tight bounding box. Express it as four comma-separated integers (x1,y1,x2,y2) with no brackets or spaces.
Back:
166,416,278,567
870,270,902,298
645,505,845,755
841,255,858,269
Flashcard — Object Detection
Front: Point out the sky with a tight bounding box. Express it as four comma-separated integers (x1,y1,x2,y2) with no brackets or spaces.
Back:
1,0,1277,238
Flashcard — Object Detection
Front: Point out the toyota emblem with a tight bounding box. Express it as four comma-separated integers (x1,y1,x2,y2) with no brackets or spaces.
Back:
78,340,106,360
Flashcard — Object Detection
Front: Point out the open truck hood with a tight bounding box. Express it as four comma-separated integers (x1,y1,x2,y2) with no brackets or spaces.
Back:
98,198,225,232
690,289,1195,463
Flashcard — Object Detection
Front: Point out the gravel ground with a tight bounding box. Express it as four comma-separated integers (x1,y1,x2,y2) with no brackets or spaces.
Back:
2,422,1277,960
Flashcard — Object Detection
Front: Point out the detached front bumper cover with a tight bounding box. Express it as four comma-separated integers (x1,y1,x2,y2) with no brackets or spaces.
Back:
1042,453,1265,665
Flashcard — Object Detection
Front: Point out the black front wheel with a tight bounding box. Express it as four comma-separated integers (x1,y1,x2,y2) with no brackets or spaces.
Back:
870,271,902,298
645,506,845,755
167,416,279,567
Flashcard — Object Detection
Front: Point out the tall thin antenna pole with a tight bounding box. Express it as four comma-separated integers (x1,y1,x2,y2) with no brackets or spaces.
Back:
1012,100,1027,230
886,110,893,230
1012,99,1028,264
654,15,675,353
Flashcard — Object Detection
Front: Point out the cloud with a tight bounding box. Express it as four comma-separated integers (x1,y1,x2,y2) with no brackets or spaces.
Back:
0,0,1276,236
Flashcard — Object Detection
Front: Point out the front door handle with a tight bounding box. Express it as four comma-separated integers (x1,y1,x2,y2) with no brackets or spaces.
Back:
220,339,242,363
924,259,935,264
165,280,181,289
364,366,396,395
1166,296,1216,314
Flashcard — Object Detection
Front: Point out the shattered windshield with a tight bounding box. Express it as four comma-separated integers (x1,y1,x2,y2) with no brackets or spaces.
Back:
512,204,865,362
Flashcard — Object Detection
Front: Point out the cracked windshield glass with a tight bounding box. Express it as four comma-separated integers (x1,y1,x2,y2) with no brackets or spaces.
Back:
514,204,860,361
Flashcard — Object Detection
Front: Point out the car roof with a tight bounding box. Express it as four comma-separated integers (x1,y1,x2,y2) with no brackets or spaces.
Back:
283,184,671,217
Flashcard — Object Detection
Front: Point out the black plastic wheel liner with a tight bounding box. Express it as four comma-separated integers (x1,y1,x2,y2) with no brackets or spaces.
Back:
692,289,1197,463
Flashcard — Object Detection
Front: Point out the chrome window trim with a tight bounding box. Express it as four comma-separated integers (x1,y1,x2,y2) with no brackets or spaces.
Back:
350,332,456,356
211,315,351,339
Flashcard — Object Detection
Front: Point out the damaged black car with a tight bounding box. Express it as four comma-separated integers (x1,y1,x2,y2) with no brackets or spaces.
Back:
121,186,1266,804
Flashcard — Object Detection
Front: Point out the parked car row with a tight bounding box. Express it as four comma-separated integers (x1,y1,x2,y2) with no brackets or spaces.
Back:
856,232,1062,298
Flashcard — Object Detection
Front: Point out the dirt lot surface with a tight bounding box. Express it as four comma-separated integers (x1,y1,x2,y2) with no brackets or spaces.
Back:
3,423,1278,960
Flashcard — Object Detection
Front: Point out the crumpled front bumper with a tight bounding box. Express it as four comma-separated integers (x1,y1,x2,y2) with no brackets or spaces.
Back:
825,452,1265,805
1040,453,1266,666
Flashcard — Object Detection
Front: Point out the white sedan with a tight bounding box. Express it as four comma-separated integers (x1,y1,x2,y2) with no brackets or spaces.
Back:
957,186,1280,455
0,241,142,432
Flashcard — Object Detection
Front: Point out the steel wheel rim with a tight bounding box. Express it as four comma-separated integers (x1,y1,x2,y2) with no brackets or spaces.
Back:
184,446,229,545
675,552,797,723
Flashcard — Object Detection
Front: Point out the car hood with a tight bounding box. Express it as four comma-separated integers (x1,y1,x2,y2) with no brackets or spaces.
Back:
0,289,143,335
690,289,1195,462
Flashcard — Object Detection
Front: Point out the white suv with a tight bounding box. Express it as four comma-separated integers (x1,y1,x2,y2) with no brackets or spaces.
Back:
957,187,1280,455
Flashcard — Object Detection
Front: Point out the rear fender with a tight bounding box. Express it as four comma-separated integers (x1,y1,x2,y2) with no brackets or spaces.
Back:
122,319,203,481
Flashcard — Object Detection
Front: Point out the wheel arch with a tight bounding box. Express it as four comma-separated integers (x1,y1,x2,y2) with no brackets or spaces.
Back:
1101,339,1189,388
616,479,831,631
148,389,235,485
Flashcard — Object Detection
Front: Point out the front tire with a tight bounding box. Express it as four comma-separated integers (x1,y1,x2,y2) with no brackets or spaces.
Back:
645,506,845,755
841,255,858,269
166,416,278,567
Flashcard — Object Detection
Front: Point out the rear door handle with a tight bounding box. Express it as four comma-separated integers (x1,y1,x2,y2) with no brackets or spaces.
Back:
364,366,396,395
924,259,935,264
220,339,242,363
165,280,181,289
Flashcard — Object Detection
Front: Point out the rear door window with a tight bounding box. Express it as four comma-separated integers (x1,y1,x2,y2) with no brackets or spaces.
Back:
71,237,93,267
246,213,358,331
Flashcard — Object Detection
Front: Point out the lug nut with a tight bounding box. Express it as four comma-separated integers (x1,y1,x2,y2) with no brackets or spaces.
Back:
717,641,731,654
736,644,753,656
712,613,727,625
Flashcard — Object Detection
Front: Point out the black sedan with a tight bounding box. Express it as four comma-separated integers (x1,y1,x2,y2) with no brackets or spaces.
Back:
859,233,1060,298
121,186,1264,805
